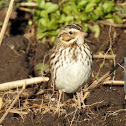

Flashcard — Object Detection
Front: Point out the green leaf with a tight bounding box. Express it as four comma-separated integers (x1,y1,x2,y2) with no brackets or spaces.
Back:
103,1,115,13
0,21,3,27
62,5,72,15
89,0,100,3
50,10,60,19
37,29,60,40
35,10,41,18
47,21,58,30
82,25,88,32
40,10,48,18
48,29,60,36
68,1,78,14
90,12,99,21
106,19,114,23
80,12,89,21
35,0,45,8
45,2,59,13
38,18,49,27
37,31,48,40
113,14,123,24
85,2,97,12
59,14,74,23
35,63,50,75
93,24,100,38
99,50,104,54
105,14,113,19
94,3,104,17
77,0,88,9
55,10,60,17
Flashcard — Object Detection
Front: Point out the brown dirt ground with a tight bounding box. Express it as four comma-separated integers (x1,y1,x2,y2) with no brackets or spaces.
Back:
0,8,126,126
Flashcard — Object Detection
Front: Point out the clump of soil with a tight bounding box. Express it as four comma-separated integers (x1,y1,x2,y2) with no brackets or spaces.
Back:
0,36,29,83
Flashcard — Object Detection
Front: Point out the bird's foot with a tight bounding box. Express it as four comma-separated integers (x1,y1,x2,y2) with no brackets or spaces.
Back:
54,90,63,116
76,92,87,109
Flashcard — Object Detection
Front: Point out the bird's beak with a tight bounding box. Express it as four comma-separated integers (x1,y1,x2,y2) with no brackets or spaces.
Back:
75,31,87,45
78,31,88,37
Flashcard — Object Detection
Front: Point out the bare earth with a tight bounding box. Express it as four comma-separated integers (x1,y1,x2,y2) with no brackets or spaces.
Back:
0,8,126,126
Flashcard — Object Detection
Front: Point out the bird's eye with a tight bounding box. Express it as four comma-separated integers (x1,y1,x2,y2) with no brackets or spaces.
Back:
69,31,73,35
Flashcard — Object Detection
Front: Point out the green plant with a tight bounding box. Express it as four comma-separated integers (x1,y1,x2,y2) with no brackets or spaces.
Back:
115,5,126,17
0,21,3,27
34,0,123,44
0,0,4,8
34,63,50,76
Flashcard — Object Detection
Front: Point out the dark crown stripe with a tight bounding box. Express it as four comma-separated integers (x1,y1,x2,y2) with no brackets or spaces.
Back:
63,24,83,32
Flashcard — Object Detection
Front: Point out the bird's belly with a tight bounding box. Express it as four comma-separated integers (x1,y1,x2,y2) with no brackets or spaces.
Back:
55,61,92,93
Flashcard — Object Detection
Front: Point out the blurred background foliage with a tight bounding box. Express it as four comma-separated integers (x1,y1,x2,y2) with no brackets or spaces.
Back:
0,0,126,45
33,0,125,45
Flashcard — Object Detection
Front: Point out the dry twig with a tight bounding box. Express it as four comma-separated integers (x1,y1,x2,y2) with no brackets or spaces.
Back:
7,109,28,115
0,0,14,45
97,20,126,28
93,54,116,59
19,7,34,13
0,77,49,91
107,109,126,116
19,2,38,7
70,108,78,126
83,60,124,100
103,80,124,85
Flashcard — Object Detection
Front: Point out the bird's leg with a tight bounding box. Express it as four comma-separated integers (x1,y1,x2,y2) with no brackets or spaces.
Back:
76,89,86,109
80,89,86,109
55,90,62,115
76,92,81,109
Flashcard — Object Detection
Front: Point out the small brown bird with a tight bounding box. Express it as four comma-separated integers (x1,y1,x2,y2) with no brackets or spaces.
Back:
50,24,93,108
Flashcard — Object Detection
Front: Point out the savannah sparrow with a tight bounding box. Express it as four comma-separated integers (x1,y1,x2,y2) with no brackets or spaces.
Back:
50,24,93,101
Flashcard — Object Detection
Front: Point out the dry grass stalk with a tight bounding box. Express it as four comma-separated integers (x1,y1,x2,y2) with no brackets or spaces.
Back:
0,83,26,124
97,20,126,27
19,7,34,13
107,109,126,116
19,2,38,7
0,0,14,45
0,77,49,91
93,54,116,59
103,80,124,85
83,60,124,100
0,109,28,115
117,2,126,6
0,98,2,110
8,109,28,115
70,108,78,126
0,106,40,115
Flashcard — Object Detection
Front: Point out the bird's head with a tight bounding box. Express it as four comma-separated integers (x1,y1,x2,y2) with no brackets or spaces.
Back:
56,24,87,47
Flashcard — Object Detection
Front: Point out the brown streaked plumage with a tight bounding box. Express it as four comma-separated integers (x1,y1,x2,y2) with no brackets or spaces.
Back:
50,24,92,93
50,24,93,107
